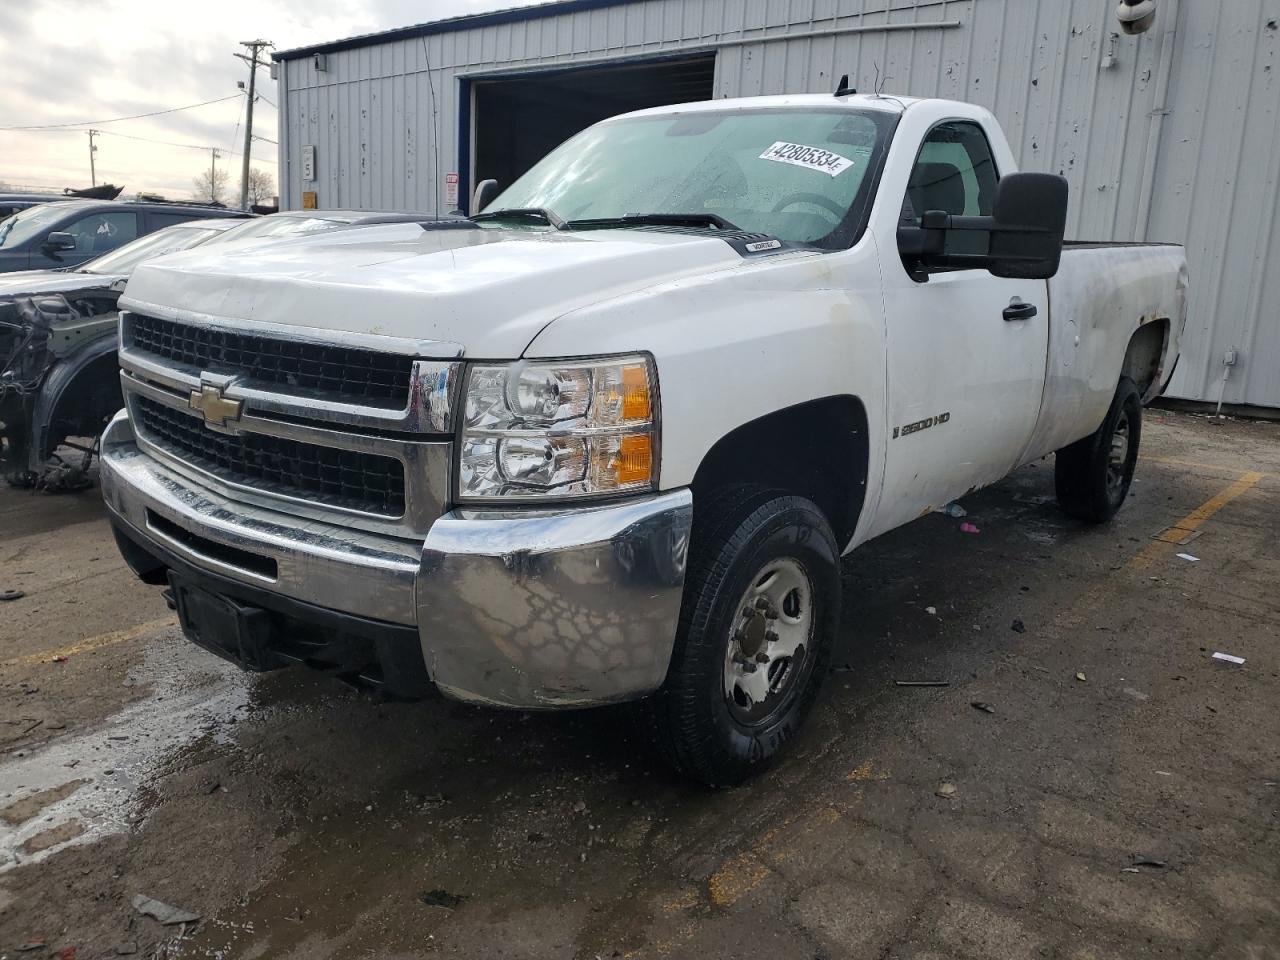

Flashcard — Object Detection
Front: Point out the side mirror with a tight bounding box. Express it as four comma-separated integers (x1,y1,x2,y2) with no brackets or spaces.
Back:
986,173,1068,279
897,173,1069,281
471,179,500,216
43,231,77,253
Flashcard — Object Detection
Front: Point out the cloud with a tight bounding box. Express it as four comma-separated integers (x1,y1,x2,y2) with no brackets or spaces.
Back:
0,0,551,199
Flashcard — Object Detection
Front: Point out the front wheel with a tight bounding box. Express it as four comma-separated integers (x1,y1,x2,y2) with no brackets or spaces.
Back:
1055,376,1143,523
643,486,842,787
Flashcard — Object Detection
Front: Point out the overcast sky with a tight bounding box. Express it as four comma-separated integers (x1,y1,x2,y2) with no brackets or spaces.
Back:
0,0,552,200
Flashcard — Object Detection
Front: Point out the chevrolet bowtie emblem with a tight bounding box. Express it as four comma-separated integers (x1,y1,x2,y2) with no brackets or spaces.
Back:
189,384,244,426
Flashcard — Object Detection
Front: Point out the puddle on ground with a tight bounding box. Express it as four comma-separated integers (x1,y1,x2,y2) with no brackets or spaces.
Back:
0,637,252,870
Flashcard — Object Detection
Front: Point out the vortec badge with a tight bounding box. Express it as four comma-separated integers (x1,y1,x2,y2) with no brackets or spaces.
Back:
189,384,244,427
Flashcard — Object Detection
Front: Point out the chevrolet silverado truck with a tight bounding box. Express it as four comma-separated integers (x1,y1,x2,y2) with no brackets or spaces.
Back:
101,93,1187,786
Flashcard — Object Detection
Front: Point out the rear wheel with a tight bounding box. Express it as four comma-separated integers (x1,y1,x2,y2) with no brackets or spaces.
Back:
1055,376,1142,523
643,485,841,787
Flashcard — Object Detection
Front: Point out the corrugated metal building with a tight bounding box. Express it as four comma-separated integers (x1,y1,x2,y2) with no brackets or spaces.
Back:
272,0,1280,410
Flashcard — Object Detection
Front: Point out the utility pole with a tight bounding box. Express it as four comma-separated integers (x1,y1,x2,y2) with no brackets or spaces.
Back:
87,129,98,187
209,148,221,203
235,39,273,211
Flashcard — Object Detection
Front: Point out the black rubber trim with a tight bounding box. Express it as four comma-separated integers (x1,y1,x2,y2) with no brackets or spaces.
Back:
109,511,417,645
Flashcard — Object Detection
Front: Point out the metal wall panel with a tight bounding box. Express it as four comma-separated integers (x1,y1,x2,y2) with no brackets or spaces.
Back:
276,0,1280,408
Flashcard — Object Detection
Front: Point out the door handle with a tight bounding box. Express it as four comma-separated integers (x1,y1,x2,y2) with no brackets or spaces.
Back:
1003,298,1038,322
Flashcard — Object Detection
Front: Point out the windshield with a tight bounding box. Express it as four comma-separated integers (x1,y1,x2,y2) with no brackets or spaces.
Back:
207,215,349,244
0,203,71,249
487,107,896,246
80,225,219,275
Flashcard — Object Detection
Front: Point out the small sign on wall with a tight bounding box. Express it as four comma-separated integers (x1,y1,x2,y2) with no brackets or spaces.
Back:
302,191,318,210
302,145,316,183
445,172,459,209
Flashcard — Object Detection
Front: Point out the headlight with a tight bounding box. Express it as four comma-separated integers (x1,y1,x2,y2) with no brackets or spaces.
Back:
459,355,658,501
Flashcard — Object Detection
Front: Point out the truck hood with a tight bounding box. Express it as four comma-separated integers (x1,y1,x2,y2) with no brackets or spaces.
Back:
0,269,120,299
122,222,747,358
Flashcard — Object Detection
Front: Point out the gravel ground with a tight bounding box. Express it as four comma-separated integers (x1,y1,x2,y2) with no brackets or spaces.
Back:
1,408,1277,960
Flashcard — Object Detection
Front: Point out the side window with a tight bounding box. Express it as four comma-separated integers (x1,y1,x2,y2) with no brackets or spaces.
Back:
63,211,139,255
148,212,198,230
902,121,1000,259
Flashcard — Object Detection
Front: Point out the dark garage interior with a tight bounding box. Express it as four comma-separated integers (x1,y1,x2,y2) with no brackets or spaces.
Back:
471,53,716,198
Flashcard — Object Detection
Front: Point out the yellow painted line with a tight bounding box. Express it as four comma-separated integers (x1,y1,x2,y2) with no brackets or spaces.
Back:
2,617,177,668
1058,470,1265,628
1128,470,1266,572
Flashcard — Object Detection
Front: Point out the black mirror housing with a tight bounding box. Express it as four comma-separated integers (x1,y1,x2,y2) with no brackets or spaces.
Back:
897,172,1069,281
987,173,1069,279
43,231,77,253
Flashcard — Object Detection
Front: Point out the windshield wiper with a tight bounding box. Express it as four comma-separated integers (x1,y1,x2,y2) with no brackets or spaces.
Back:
565,212,741,232
471,207,565,229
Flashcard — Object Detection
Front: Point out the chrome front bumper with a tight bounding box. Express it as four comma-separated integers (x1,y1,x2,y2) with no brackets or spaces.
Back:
100,412,692,709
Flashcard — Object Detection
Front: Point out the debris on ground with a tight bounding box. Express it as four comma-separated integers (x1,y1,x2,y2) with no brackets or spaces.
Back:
1152,525,1203,546
16,941,45,953
935,782,958,799
131,894,199,925
0,589,25,602
959,522,981,534
1131,855,1168,869
114,943,138,956
1212,652,1246,665
572,800,587,814
1076,672,1087,682
925,606,938,615
1176,553,1200,562
895,680,949,688
1011,619,1026,633
420,889,468,910
1123,687,1151,702
971,702,996,714
936,502,968,518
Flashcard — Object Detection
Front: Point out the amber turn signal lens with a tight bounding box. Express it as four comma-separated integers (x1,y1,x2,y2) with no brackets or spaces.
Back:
614,434,652,485
622,364,651,422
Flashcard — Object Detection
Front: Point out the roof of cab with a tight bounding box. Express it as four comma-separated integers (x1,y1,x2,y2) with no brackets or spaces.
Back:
612,92,925,122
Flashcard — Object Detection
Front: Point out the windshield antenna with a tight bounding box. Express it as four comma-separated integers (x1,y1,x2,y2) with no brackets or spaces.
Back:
833,74,857,97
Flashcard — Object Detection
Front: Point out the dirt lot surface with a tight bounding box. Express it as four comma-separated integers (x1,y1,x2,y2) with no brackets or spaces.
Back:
1,409,1277,959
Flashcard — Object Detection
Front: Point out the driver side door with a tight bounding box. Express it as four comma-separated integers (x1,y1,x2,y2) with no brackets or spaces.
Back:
875,120,1050,533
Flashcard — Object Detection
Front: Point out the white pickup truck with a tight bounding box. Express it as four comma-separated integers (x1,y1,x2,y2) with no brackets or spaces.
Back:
102,93,1186,785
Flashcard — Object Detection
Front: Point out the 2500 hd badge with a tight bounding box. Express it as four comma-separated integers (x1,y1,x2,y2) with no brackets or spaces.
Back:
894,412,952,440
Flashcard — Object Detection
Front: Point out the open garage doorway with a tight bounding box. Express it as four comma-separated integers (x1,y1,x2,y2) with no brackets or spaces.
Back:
468,53,715,206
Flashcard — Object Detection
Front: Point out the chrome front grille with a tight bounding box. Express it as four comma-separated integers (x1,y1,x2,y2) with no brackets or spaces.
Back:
117,309,460,539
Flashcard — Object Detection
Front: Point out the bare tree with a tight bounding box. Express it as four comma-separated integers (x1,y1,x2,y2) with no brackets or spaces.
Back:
241,168,276,207
192,167,231,205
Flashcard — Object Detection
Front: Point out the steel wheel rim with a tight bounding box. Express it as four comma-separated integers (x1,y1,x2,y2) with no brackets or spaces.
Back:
723,557,815,726
1107,410,1131,495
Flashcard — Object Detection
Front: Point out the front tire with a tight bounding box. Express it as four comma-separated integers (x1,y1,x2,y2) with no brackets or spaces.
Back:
644,485,841,787
1055,376,1143,523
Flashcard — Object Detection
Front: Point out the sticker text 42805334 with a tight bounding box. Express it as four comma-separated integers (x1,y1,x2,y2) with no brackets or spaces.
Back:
758,141,855,177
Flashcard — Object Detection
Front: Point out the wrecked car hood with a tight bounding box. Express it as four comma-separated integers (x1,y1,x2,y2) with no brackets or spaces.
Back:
121,222,747,358
0,269,120,300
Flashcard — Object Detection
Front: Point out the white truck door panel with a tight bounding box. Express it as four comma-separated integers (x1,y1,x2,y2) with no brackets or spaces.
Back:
870,119,1049,536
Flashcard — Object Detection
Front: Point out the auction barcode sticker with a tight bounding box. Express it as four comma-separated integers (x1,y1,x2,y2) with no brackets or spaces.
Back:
759,141,855,177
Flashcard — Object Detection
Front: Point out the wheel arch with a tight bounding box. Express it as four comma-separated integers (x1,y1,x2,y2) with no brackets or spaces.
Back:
690,395,869,551
1122,317,1172,403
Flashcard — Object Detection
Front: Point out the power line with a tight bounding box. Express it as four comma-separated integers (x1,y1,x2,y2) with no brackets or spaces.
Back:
255,93,277,109
0,95,241,132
